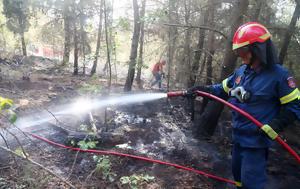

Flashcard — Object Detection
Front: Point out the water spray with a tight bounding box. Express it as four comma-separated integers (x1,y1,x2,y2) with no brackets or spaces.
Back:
166,90,300,164
15,93,167,129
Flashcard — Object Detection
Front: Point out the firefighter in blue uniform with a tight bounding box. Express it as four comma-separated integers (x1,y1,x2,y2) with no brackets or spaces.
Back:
187,22,300,189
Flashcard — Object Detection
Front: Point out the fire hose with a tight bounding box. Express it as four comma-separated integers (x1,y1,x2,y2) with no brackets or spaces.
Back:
28,132,240,186
167,90,300,164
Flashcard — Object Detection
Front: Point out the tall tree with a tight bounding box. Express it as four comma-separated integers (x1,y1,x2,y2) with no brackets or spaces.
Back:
176,0,192,86
104,0,112,88
62,0,72,65
251,0,264,21
279,2,300,63
3,0,30,56
73,4,79,75
124,0,141,91
136,0,146,88
183,0,192,86
167,0,178,90
91,0,104,75
78,0,88,75
205,1,216,86
188,7,209,87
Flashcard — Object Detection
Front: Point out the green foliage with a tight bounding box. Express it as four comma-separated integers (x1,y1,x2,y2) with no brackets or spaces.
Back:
77,139,98,150
144,9,168,24
14,147,28,158
93,155,116,182
3,0,30,34
78,83,102,94
39,20,64,45
116,17,131,31
69,139,76,147
120,174,155,189
8,109,17,123
79,124,97,134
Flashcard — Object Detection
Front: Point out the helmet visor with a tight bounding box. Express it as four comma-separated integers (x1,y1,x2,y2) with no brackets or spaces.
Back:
234,46,250,58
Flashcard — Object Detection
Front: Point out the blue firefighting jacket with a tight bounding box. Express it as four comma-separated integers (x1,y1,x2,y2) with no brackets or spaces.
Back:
210,64,300,148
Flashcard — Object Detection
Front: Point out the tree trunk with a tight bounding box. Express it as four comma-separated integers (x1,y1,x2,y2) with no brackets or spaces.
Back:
205,5,215,86
182,0,192,86
18,15,27,56
104,0,112,89
188,7,209,87
62,0,72,66
124,0,141,92
136,0,146,88
20,31,27,56
199,53,207,77
206,48,215,85
251,0,263,21
91,0,104,75
195,0,249,137
79,8,86,75
73,22,79,75
279,2,300,64
167,0,178,90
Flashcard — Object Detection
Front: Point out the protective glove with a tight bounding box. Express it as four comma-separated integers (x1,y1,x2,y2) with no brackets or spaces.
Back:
185,85,210,98
229,86,251,103
260,124,278,140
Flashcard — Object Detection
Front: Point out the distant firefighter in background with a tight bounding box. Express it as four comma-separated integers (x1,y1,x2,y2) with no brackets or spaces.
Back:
150,59,166,90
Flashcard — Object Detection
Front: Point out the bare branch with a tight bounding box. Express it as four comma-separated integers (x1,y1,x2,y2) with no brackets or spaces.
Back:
0,130,19,166
0,145,76,189
163,23,228,39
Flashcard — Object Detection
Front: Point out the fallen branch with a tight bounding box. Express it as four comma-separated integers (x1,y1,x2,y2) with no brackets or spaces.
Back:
0,145,76,189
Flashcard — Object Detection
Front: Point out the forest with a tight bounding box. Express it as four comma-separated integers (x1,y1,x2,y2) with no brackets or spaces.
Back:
0,0,299,188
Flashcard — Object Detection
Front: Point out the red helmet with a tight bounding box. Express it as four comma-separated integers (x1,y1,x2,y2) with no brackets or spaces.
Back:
232,22,271,50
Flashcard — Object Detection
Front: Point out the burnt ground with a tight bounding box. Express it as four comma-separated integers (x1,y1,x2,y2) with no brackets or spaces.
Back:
0,56,299,189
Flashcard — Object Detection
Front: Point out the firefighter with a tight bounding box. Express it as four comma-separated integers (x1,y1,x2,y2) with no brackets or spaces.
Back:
187,22,300,189
150,59,166,90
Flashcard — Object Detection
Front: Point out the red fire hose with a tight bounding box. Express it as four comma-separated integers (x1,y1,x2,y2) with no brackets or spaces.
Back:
28,132,240,187
167,90,300,164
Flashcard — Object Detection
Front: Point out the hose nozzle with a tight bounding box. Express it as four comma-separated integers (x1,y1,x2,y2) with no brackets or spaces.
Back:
167,91,187,98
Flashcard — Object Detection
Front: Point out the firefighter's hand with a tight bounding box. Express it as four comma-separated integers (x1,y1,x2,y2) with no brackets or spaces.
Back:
261,124,278,140
0,97,13,110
